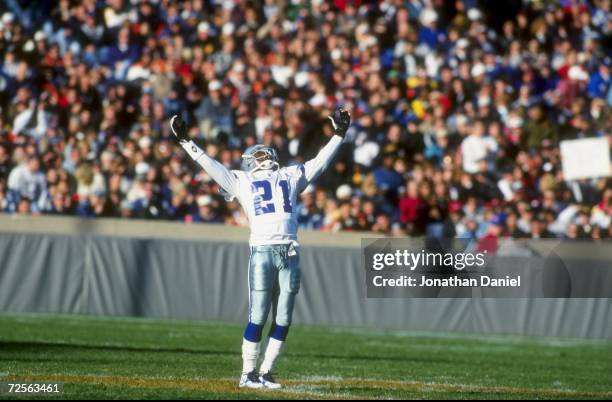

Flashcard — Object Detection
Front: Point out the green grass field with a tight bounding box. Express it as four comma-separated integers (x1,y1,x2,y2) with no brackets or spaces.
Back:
0,313,610,400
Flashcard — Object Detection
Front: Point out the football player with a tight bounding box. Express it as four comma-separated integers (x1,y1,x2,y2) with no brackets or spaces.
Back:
170,108,351,389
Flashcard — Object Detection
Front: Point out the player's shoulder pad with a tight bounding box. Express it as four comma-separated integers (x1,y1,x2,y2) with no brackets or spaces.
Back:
231,169,246,181
282,164,306,178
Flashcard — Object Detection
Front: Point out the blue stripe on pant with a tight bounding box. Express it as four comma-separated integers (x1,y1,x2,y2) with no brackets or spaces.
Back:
246,244,300,337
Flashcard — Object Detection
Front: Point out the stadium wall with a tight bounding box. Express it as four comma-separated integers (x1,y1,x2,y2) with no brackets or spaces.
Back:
0,214,610,339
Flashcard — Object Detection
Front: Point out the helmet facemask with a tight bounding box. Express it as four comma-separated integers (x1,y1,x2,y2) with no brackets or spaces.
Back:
241,145,279,172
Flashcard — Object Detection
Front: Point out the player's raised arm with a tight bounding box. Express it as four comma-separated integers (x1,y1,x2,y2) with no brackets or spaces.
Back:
303,108,351,183
170,114,239,197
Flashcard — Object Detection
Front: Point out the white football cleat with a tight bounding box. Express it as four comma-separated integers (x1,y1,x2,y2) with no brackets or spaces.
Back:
239,371,263,389
259,372,282,389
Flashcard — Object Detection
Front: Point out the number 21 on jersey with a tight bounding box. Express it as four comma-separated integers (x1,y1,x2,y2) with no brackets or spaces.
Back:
251,180,292,216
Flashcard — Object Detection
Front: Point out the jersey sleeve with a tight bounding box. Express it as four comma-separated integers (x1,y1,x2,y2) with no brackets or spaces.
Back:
283,164,309,192
181,140,239,197
303,134,343,184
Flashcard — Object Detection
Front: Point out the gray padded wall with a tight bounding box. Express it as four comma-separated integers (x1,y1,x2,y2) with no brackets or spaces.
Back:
0,230,610,339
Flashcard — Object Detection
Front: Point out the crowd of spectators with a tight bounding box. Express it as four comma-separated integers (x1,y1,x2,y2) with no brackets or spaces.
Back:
0,0,610,241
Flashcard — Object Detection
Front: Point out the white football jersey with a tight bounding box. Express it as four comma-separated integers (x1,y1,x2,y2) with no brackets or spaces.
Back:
181,135,343,246
232,165,307,246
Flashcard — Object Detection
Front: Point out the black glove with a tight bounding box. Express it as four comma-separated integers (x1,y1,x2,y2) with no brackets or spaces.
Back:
327,108,351,138
170,114,189,143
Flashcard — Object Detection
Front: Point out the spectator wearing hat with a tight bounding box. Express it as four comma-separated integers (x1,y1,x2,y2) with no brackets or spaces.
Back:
7,155,46,213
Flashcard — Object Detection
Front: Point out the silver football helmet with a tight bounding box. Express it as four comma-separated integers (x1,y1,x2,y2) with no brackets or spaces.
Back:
241,144,279,172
